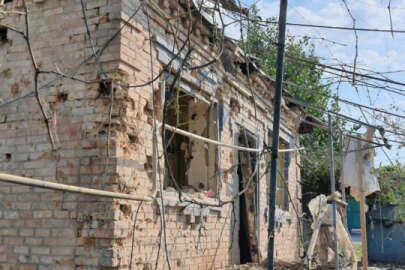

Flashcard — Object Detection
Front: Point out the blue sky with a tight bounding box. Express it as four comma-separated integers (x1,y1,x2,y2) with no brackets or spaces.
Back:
224,0,405,166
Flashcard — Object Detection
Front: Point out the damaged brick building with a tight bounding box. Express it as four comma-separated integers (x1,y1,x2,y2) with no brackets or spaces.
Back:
0,0,315,269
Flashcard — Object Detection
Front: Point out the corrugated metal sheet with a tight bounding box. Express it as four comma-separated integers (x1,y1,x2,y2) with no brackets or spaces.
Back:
367,204,405,264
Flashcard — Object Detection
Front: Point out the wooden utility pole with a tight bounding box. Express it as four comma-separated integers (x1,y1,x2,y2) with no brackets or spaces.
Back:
356,136,369,270
358,128,376,270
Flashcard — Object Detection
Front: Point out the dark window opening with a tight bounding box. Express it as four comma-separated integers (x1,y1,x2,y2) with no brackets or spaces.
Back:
164,89,218,194
98,80,112,96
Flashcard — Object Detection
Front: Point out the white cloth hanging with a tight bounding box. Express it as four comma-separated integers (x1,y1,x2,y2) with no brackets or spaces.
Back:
341,128,380,201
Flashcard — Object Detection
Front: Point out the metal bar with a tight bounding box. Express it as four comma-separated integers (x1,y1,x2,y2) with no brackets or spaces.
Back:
328,114,339,270
339,131,347,228
267,0,288,269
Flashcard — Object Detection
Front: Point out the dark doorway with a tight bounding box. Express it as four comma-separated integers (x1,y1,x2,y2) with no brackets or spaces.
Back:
238,162,252,264
237,129,259,264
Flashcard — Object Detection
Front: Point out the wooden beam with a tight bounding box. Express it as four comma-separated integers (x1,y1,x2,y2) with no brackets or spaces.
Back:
356,143,368,270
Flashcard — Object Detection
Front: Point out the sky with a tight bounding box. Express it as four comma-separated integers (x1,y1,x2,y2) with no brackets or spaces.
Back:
223,0,405,166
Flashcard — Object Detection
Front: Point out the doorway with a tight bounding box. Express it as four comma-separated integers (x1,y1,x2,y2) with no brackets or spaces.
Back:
237,129,259,263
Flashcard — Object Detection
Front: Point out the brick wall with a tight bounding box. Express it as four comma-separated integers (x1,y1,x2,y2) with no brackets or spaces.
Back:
0,0,303,269
0,0,123,268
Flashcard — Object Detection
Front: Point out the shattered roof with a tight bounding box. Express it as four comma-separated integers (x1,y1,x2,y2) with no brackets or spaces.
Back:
192,1,320,133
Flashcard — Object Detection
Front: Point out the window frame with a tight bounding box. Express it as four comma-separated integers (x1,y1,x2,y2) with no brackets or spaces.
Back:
235,126,260,214
231,121,261,260
267,129,292,211
160,78,221,198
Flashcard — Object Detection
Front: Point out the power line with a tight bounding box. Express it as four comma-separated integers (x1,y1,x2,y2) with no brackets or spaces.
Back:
250,61,405,121
224,15,349,47
287,55,405,88
247,36,405,94
290,93,405,140
299,118,386,147
226,24,405,96
226,11,405,33
233,9,405,93
285,21,405,34
322,69,405,97
282,80,405,120
295,56,405,94
333,96,405,120
225,36,405,121
286,96,381,131
354,0,405,10
246,17,405,34
249,57,405,120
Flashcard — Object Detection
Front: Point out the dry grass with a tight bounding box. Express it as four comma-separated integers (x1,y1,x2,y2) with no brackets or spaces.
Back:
353,243,362,262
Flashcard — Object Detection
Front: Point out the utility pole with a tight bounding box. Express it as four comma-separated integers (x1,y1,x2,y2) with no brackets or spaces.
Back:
267,0,288,269
359,175,368,270
328,114,339,270
357,139,368,270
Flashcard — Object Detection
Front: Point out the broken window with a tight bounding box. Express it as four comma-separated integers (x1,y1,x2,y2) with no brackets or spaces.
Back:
267,134,290,211
277,143,290,210
163,89,218,196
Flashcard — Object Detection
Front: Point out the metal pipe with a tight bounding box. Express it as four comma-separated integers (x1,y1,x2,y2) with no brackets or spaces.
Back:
339,131,347,228
267,0,288,269
0,173,151,202
164,123,304,153
328,114,339,269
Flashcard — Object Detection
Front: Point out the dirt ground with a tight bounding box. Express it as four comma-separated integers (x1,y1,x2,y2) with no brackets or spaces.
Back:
228,263,405,270
227,263,301,270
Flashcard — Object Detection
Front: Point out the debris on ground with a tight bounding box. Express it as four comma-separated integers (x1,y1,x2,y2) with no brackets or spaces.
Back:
228,263,294,270
228,263,405,270
228,261,303,270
